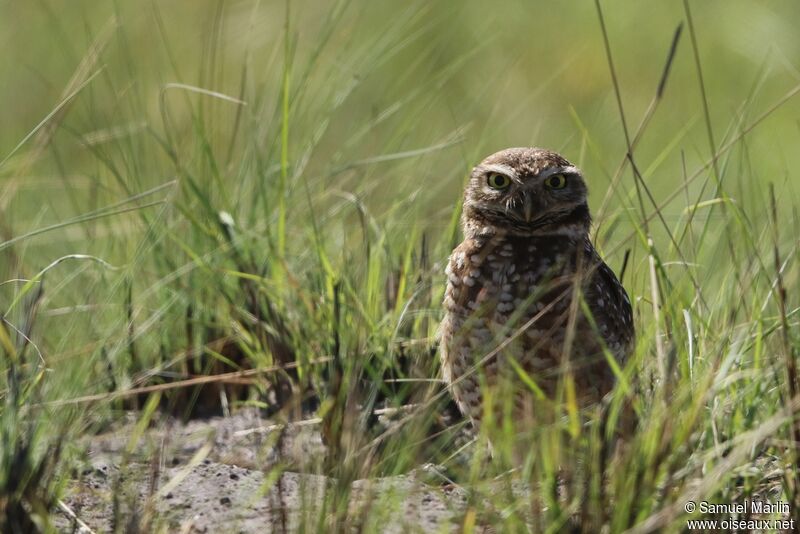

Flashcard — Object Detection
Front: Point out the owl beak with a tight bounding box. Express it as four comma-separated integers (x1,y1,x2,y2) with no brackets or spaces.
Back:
523,195,534,222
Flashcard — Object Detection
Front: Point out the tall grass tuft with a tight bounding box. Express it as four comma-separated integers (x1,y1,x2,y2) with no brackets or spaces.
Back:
0,0,799,531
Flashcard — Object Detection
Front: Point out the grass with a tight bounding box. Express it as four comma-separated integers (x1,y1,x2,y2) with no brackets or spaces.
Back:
1,0,799,531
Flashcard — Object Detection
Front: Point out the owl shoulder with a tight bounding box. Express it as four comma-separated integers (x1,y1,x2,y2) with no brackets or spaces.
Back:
447,238,486,275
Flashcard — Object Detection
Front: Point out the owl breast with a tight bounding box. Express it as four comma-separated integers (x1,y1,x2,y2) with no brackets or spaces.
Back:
439,233,633,424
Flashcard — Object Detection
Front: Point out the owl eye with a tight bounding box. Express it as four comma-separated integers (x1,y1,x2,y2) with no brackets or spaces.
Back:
544,173,567,189
487,172,511,189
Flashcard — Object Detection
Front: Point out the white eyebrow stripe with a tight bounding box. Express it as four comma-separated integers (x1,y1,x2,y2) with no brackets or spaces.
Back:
477,163,520,183
539,165,582,179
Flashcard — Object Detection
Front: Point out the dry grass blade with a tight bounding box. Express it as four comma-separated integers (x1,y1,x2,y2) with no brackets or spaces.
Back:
56,500,97,534
593,0,647,228
647,239,666,382
769,183,800,514
43,357,331,407
163,83,248,106
596,22,683,220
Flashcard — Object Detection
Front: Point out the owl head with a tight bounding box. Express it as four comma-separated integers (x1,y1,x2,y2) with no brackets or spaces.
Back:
461,147,591,238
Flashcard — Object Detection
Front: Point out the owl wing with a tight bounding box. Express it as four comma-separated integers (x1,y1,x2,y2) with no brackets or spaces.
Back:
584,251,634,363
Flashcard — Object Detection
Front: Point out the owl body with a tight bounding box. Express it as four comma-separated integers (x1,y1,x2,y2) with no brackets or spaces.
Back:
440,148,633,428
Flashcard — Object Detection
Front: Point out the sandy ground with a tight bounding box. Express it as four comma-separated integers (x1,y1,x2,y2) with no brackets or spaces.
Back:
57,411,792,532
56,411,469,533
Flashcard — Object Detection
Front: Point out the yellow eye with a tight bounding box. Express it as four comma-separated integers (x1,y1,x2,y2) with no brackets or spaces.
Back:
544,173,567,189
487,173,511,189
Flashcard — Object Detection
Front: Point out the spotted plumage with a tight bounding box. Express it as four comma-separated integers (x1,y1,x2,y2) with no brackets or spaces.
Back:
440,147,634,430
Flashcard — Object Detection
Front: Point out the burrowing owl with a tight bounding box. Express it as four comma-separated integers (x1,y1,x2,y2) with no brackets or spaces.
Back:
440,147,634,430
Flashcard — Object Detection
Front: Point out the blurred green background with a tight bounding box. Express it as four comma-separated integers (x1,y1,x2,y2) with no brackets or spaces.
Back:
1,0,799,401
5,1,800,217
